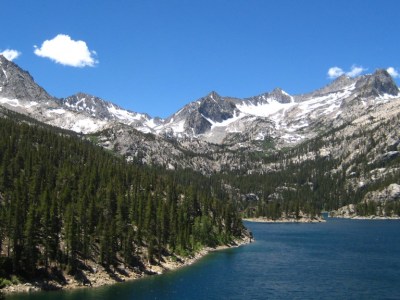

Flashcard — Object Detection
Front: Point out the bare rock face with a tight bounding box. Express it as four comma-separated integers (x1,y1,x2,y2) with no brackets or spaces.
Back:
61,92,154,127
294,74,357,102
198,91,237,122
364,184,400,203
63,93,120,119
1,56,400,180
248,87,293,105
185,110,212,135
329,204,357,218
168,91,239,135
0,55,54,102
356,69,399,98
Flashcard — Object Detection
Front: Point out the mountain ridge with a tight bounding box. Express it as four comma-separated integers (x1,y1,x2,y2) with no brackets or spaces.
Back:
1,54,400,169
1,54,399,145
1,54,400,221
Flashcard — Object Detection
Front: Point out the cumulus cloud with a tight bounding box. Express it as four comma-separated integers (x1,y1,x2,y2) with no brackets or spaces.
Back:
346,65,366,77
34,34,98,67
327,65,366,79
327,67,344,79
387,67,399,78
0,49,21,61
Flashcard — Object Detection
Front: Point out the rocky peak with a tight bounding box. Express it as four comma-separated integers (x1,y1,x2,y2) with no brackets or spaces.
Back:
207,91,221,101
198,91,236,123
246,88,293,105
163,91,239,136
62,92,107,109
62,92,111,118
356,69,399,98
269,88,293,104
0,55,54,102
332,74,353,85
296,74,357,102
62,92,151,122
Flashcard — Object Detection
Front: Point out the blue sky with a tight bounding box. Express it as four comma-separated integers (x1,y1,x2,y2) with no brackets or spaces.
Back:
2,0,400,118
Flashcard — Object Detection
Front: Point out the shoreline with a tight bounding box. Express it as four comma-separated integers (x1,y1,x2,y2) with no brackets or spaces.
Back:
243,216,326,223
1,236,252,296
329,215,400,220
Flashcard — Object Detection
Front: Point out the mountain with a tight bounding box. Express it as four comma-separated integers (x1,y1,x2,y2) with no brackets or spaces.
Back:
0,55,54,102
1,54,400,208
2,54,400,293
151,69,399,149
0,54,57,115
1,54,400,171
0,55,110,133
2,54,398,148
61,92,166,133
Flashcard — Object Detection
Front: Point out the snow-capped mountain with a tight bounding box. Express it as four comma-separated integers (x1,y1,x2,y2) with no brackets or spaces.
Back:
2,54,400,216
0,55,110,133
61,93,163,133
0,55,157,134
1,53,399,154
158,69,399,145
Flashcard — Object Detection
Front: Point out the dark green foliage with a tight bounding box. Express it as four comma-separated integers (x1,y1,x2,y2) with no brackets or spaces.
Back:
0,117,244,277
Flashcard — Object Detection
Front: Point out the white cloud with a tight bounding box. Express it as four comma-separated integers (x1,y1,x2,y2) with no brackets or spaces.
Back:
346,65,366,77
327,67,344,79
0,49,21,61
34,34,98,67
387,67,399,78
327,65,366,79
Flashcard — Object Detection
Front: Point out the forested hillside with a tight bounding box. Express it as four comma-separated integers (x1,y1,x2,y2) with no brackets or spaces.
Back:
225,116,400,219
0,113,245,282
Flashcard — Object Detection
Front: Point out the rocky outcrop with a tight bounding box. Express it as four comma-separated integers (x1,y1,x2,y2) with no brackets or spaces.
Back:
248,87,293,105
1,237,252,295
329,204,357,218
0,55,54,102
244,212,326,223
364,184,400,203
330,185,400,219
61,92,153,128
62,93,122,119
356,69,399,98
1,56,400,179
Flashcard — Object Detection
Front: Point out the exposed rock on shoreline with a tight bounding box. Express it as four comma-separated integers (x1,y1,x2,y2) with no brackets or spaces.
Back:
329,203,400,220
1,236,252,296
244,215,325,223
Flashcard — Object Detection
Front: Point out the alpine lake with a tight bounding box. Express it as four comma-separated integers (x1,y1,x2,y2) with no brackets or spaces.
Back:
6,216,400,299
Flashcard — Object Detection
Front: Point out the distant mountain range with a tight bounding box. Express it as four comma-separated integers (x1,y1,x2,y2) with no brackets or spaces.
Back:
1,55,398,144
1,53,400,170
1,54,400,217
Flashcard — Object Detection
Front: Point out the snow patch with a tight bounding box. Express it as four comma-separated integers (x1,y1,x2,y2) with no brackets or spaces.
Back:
134,126,152,134
145,118,158,129
0,98,20,107
169,120,185,133
211,111,245,130
237,99,294,117
107,104,143,122
201,114,215,125
378,93,400,102
70,118,105,133
49,108,66,114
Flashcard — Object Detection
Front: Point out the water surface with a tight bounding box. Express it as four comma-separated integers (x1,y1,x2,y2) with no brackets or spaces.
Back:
6,218,400,299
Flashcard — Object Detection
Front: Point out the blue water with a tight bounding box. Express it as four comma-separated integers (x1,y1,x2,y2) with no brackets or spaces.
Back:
6,218,400,299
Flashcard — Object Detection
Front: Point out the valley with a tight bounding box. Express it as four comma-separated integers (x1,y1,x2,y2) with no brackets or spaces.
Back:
0,53,400,293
